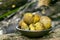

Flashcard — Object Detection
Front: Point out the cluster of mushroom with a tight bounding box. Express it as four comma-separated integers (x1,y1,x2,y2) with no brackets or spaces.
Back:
19,12,52,31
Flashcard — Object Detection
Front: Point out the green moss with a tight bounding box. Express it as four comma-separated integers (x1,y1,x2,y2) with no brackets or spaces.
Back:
0,8,19,20
0,0,2,1
0,1,36,20
0,3,28,20
0,0,28,10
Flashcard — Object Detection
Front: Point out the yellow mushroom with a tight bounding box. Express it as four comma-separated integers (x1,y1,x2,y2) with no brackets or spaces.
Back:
33,14,40,23
12,4,16,8
35,22,44,31
37,0,51,7
29,24,35,31
40,16,52,29
23,13,33,24
19,20,29,30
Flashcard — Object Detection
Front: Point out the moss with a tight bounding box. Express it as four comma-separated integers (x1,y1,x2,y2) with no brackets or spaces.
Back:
0,8,19,20
0,0,28,10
